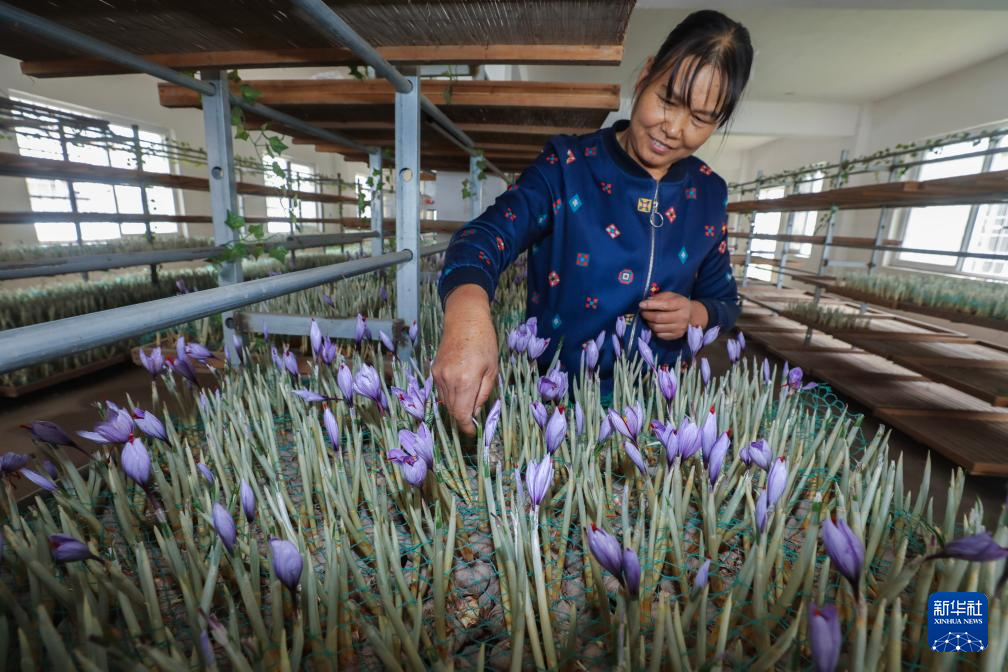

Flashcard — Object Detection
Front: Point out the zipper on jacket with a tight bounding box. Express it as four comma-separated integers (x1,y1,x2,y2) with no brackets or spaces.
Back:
627,178,662,350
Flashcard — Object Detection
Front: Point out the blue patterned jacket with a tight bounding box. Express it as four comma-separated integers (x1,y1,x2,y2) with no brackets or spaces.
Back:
437,119,740,385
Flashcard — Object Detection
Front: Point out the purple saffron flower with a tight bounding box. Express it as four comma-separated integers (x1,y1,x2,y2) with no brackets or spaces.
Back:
355,314,370,345
598,414,612,444
808,603,841,672
741,439,773,471
139,346,166,377
695,559,711,588
321,338,338,365
197,463,215,485
321,292,335,309
726,339,741,364
766,456,788,507
624,441,648,476
545,407,567,455
574,401,585,438
132,409,167,442
232,334,245,364
651,421,678,465
270,539,304,592
687,324,703,358
586,524,623,578
169,357,199,386
707,432,730,485
176,279,190,294
323,406,340,450
392,385,426,422
702,325,720,347
785,366,818,392
484,399,502,456
176,335,188,363
78,407,134,445
240,479,256,523
638,337,656,370
400,423,434,468
0,452,29,474
582,338,600,372
379,331,396,355
409,320,419,345
121,436,151,486
389,449,427,487
294,389,334,403
928,532,1008,562
379,286,389,303
310,319,323,357
622,548,641,597
283,349,299,377
353,364,384,408
49,534,97,563
508,324,530,354
538,365,568,402
42,460,58,480
641,327,652,345
756,488,769,532
611,333,622,358
337,363,354,406
530,400,549,430
736,331,746,350
762,358,772,384
212,503,237,552
701,406,718,460
20,468,57,492
700,357,711,386
821,516,865,589
525,455,554,510
22,420,79,448
271,347,283,371
676,416,701,460
526,336,550,360
607,403,643,443
615,315,627,340
198,630,215,667
656,366,677,403
185,342,215,363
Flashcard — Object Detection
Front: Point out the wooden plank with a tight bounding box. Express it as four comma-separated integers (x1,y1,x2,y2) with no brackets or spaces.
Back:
825,375,996,413
875,410,1008,477
775,349,925,379
0,153,355,205
0,353,127,398
729,169,1008,212
874,408,1008,422
896,362,1008,407
159,79,622,111
731,232,903,249
20,44,625,78
744,329,857,354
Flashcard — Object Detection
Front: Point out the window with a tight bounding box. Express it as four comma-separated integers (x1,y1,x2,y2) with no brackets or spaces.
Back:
787,170,825,257
354,173,373,220
962,136,1008,277
12,96,179,242
745,185,786,282
895,138,995,271
265,157,319,233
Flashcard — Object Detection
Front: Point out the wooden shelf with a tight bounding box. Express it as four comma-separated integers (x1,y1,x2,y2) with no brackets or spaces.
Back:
729,169,1008,213
731,231,903,249
0,153,355,205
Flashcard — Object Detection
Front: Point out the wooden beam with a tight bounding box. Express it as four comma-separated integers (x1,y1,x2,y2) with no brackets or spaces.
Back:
159,80,621,111
729,169,1008,213
312,121,596,136
20,44,624,78
0,153,355,205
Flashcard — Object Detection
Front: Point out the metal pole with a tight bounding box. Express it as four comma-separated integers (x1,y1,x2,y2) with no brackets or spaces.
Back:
369,151,384,257
803,150,849,345
131,124,159,285
201,70,241,361
396,74,421,358
56,122,85,253
860,165,897,314
0,250,413,376
775,182,798,290
739,170,762,289
469,154,482,220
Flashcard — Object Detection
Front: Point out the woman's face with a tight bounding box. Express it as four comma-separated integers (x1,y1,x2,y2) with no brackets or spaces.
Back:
622,57,723,178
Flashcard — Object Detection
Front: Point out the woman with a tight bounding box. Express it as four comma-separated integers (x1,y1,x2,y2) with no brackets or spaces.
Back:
434,10,754,435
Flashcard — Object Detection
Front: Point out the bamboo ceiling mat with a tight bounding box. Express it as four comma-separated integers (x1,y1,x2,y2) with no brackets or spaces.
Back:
875,410,1008,477
0,1,636,60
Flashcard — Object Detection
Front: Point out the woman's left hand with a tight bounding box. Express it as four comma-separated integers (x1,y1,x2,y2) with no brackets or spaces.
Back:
639,292,708,341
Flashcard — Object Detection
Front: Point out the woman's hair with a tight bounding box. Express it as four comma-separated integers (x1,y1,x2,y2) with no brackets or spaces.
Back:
636,10,754,128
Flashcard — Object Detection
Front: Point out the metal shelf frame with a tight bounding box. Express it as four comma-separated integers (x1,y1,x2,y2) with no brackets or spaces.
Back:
0,0,494,369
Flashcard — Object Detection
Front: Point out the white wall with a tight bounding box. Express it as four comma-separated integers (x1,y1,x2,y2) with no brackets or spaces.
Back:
0,55,367,248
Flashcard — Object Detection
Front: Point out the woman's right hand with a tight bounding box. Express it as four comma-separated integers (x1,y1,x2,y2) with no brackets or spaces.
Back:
433,284,499,437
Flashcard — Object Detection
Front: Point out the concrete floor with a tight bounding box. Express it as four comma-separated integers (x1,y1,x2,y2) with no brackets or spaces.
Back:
3,342,1005,526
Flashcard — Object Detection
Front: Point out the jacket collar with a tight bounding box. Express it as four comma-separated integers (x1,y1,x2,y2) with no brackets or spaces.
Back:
602,119,690,183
